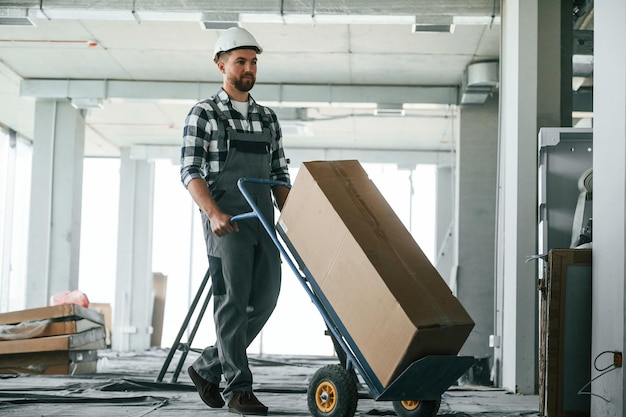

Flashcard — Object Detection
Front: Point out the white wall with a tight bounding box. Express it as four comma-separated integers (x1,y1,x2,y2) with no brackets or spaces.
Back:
591,0,626,414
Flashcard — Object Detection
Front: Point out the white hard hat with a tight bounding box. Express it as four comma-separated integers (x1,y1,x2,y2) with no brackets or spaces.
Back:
213,27,263,62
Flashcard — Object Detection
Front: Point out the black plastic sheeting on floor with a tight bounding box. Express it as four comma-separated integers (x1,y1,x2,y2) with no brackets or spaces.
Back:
0,349,540,417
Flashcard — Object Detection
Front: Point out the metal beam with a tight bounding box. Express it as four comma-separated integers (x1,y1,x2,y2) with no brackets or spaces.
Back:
129,145,452,167
20,79,459,107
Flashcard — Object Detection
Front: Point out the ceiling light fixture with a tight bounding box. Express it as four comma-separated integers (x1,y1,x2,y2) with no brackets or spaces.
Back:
0,8,35,26
374,103,405,117
200,21,240,30
412,15,455,33
199,12,240,30
412,24,455,33
70,98,104,109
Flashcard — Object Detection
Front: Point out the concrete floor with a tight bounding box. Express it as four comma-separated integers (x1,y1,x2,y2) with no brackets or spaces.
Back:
0,349,540,417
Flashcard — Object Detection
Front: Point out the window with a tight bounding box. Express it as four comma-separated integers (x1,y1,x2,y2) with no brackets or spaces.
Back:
0,129,32,313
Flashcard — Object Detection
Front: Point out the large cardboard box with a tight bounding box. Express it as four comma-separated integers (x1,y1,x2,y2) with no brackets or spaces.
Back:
151,272,168,347
278,160,474,387
90,302,113,347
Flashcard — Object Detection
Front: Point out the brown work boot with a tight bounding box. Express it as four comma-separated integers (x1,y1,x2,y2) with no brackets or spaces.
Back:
188,366,225,408
228,391,268,415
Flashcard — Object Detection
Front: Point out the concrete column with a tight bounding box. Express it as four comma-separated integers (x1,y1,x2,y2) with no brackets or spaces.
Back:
496,0,539,394
1,130,17,312
497,0,572,394
456,95,499,377
435,165,455,287
112,148,155,352
25,100,85,308
592,1,625,415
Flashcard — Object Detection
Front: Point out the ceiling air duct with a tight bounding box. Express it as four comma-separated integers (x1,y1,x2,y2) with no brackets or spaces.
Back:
460,61,499,105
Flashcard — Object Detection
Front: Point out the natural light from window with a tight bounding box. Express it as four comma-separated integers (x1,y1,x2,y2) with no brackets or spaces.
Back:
78,157,436,356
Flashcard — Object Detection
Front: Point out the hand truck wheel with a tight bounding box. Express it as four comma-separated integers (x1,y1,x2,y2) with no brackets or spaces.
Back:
392,398,441,417
307,364,358,417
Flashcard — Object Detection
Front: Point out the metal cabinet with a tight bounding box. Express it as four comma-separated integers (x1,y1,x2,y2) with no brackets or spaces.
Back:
538,127,593,259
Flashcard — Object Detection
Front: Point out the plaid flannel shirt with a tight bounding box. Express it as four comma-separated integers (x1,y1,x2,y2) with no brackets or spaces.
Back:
180,88,290,188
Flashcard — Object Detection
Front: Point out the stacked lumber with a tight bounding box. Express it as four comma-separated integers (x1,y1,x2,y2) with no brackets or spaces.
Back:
0,304,106,375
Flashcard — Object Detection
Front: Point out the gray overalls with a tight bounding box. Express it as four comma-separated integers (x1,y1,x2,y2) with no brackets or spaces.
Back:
192,100,281,401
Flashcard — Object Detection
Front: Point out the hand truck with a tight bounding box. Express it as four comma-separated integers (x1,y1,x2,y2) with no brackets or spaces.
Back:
173,177,475,417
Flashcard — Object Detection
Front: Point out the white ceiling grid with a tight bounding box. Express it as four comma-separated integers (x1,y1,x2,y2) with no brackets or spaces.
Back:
0,0,500,157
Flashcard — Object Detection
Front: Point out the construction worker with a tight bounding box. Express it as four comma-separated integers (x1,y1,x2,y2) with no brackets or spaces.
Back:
180,26,290,415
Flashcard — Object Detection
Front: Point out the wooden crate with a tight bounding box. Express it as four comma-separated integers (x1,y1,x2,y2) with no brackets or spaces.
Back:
0,304,106,375
539,249,592,417
0,304,104,326
0,326,106,355
0,349,98,375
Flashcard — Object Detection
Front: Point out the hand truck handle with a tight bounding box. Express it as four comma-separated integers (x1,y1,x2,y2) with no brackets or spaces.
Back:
230,177,291,224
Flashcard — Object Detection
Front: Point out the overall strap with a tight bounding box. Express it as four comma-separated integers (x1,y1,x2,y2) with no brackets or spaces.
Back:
206,99,230,149
257,105,276,147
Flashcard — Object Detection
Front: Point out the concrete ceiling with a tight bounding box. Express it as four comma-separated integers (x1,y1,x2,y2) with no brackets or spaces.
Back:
0,1,503,158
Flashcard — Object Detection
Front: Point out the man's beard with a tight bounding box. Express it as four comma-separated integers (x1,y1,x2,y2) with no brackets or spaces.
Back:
233,75,255,92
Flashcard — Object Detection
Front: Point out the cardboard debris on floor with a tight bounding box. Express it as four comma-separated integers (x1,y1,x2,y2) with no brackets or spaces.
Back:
278,160,475,387
89,302,113,347
0,304,106,375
